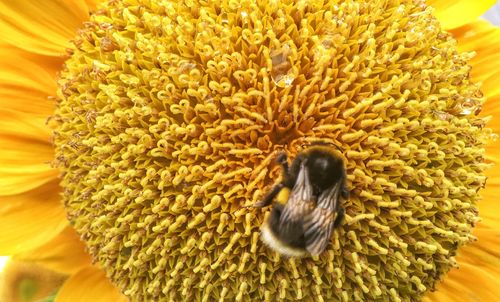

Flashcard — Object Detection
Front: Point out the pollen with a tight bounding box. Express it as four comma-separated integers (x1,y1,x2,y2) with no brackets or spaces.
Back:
53,0,491,301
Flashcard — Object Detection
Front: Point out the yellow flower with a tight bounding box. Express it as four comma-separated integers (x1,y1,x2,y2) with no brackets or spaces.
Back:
0,0,499,301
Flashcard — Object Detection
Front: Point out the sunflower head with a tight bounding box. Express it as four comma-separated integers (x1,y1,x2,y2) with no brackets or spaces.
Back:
53,0,491,301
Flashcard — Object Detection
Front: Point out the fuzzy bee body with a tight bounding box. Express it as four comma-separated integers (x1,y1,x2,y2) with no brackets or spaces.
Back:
254,145,348,257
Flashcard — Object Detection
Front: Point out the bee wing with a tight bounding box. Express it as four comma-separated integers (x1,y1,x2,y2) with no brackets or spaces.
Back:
303,181,342,256
278,161,315,239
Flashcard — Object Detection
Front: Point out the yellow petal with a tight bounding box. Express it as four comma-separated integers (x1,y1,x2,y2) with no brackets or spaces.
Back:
485,139,500,171
0,110,57,196
0,181,67,255
55,266,129,302
484,104,500,135
451,20,500,56
85,0,102,10
428,264,500,301
0,89,55,117
14,227,92,275
481,185,500,225
428,0,498,30
0,0,92,56
0,43,60,116
449,20,500,134
481,138,500,231
469,225,500,260
485,147,500,165
481,71,500,105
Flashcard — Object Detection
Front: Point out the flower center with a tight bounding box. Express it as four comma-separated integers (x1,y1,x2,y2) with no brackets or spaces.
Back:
53,0,490,301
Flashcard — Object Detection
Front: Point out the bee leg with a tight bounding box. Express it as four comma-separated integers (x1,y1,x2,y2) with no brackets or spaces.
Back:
341,183,349,200
276,152,289,175
333,208,345,228
253,183,285,208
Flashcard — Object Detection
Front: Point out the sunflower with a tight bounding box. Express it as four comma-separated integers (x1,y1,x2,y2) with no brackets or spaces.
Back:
0,0,499,301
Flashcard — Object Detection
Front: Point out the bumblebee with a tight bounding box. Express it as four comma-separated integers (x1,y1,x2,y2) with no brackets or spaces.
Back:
253,145,348,257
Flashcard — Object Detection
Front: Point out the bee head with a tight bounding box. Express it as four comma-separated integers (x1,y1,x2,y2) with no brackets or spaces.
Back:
303,147,346,193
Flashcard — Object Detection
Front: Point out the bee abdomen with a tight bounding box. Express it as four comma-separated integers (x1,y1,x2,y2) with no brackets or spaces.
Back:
260,222,308,258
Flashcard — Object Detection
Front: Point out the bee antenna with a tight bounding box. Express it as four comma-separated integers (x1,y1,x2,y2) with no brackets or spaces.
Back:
232,205,251,216
332,143,344,153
